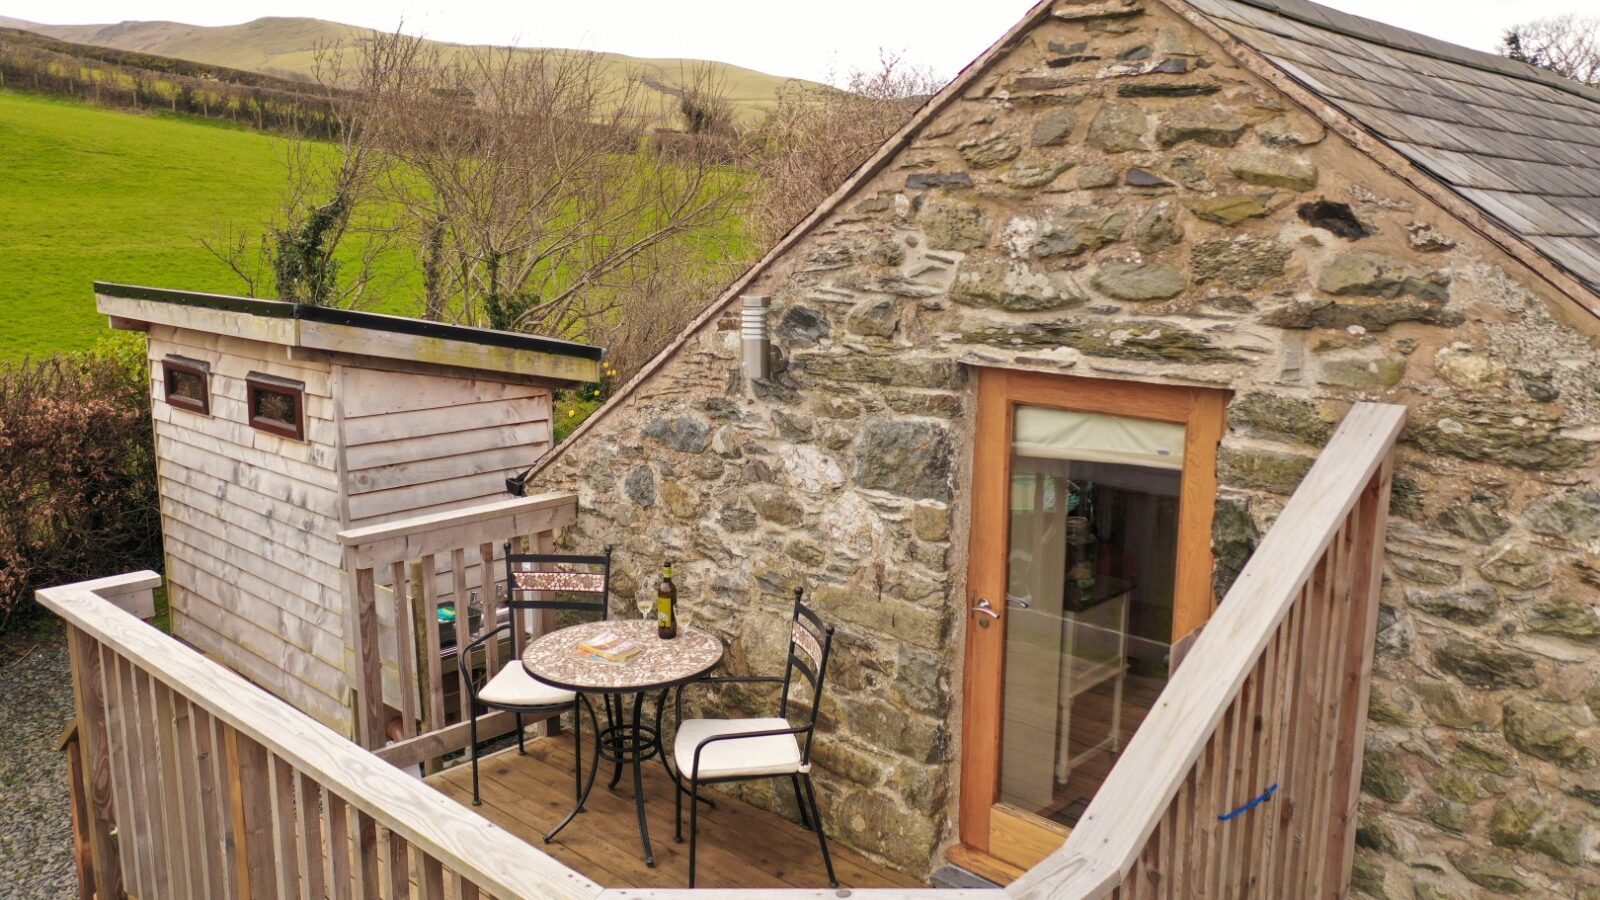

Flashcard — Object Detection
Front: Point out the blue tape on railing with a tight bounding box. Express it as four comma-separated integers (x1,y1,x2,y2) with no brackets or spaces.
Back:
1217,783,1278,821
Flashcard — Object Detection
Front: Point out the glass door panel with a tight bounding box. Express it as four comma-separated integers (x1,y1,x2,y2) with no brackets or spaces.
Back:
998,406,1183,828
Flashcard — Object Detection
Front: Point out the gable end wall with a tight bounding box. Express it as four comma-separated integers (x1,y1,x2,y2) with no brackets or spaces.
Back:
534,1,1600,889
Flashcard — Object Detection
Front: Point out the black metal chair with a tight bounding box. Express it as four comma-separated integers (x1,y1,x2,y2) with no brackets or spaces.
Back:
672,587,837,888
458,544,610,840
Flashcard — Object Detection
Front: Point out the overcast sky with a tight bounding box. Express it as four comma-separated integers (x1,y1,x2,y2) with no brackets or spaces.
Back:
1,0,1586,83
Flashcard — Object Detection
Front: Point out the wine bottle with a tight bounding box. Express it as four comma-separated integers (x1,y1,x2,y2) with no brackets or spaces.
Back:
656,561,678,639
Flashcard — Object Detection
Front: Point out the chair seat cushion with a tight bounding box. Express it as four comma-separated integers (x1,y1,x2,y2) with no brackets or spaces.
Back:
477,661,577,709
674,717,803,779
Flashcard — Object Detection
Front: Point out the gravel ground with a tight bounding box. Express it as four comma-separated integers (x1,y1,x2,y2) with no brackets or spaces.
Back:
0,630,79,900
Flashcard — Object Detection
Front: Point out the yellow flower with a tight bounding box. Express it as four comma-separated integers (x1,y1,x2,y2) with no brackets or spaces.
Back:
568,409,577,417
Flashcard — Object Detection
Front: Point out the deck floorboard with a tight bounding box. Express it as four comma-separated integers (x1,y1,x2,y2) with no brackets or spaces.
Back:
427,734,924,890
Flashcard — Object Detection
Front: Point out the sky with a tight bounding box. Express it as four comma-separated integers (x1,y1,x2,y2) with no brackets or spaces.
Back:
0,0,1588,84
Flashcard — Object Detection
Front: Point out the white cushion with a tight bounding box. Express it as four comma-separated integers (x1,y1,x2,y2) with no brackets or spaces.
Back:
477,661,577,708
674,717,803,779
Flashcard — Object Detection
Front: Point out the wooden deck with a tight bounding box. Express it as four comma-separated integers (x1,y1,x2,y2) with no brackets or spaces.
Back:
427,734,925,891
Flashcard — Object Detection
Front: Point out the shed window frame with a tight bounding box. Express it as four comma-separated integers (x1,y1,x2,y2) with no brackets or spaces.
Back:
162,355,211,416
245,372,307,441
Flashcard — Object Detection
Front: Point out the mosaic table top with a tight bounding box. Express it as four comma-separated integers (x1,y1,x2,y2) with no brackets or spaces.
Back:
522,619,724,693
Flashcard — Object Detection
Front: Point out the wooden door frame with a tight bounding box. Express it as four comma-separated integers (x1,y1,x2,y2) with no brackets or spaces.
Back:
957,367,1230,857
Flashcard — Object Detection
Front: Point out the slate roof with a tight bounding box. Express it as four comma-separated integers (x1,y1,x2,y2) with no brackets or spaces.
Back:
1187,0,1600,294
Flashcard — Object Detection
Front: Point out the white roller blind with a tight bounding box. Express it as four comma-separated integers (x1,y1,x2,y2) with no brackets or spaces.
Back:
1014,405,1186,470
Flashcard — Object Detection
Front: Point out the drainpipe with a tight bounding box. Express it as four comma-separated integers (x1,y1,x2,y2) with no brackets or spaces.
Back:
741,294,771,380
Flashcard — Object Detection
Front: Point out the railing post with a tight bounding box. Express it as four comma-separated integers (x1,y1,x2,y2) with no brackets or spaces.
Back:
1326,456,1396,896
66,626,123,900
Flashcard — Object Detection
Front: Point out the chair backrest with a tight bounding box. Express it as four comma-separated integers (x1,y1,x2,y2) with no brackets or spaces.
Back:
503,544,612,655
779,587,835,763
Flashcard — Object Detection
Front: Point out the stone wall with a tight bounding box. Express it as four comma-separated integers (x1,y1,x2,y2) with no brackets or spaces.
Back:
533,0,1600,890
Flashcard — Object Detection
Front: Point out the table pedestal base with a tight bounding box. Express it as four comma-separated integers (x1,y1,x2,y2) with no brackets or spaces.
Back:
545,690,707,866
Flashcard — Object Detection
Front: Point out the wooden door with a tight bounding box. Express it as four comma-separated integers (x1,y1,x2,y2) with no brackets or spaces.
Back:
958,368,1228,874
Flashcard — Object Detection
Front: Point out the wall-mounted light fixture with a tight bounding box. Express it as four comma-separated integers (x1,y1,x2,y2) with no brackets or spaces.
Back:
741,294,772,380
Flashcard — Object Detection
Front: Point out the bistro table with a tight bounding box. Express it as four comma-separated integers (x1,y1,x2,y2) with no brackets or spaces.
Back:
523,618,724,865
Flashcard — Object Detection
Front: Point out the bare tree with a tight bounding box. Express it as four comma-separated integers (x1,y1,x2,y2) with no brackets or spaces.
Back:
743,53,943,244
201,34,406,307
1502,14,1600,86
350,33,748,340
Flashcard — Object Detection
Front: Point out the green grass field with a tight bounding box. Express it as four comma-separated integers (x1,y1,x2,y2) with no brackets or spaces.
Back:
0,90,302,359
1,87,754,362
0,90,426,360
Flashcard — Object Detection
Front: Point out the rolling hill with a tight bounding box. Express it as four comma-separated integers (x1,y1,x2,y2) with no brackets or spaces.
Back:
0,15,813,120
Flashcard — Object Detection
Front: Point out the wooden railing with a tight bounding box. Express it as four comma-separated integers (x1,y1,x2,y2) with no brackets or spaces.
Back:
337,491,579,764
39,573,602,900
1009,401,1405,899
43,404,1401,899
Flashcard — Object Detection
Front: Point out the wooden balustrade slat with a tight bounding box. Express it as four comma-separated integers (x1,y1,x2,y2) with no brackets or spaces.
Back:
186,701,219,899
1223,669,1248,899
132,667,174,898
479,542,499,676
452,548,470,700
112,659,144,898
1309,538,1346,897
394,560,419,739
1263,597,1303,898
355,810,380,900
422,855,447,900
192,706,236,900
327,791,353,899
296,772,328,900
1237,642,1272,897
225,728,278,900
1203,714,1223,900
354,565,383,750
268,753,297,900
388,828,413,900
1309,523,1354,899
171,690,214,899
217,712,245,900
420,553,447,735
154,681,198,899
67,629,122,900
98,644,139,896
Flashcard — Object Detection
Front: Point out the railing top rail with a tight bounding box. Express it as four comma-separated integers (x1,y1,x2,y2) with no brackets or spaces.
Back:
337,490,578,546
1007,401,1407,899
337,490,579,569
38,575,606,900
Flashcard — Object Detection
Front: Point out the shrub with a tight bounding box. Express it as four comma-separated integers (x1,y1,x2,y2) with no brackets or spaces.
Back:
0,334,161,631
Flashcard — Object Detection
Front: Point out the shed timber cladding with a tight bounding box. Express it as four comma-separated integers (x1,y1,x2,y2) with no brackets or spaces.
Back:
146,325,352,728
340,369,554,527
1190,0,1600,290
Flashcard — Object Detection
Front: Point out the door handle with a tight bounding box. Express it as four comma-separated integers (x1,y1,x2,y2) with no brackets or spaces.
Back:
973,597,1000,626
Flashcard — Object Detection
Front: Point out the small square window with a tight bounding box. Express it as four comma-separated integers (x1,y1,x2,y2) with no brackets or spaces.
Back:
162,356,210,415
246,373,306,441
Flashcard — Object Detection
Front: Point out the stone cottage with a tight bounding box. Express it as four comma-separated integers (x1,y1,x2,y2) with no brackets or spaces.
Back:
528,0,1600,894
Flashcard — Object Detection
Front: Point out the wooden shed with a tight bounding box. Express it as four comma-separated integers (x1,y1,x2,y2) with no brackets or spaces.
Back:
97,282,601,729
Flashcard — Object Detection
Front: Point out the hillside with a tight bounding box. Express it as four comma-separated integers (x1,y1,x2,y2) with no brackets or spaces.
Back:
0,15,813,120
0,90,409,360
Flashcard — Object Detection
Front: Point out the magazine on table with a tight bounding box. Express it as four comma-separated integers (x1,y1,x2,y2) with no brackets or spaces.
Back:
574,630,643,663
